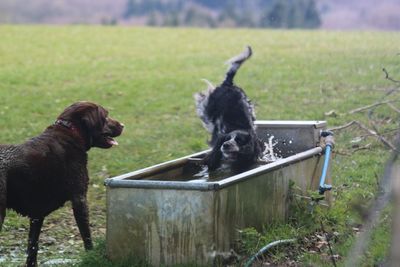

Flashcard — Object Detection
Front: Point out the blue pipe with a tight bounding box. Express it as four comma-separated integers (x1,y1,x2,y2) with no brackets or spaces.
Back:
244,239,296,267
319,132,334,195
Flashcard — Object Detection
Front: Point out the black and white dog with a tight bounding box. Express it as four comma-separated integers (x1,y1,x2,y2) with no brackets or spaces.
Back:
195,46,265,171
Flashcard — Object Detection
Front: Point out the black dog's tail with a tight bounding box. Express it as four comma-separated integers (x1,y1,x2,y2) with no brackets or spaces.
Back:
222,46,252,87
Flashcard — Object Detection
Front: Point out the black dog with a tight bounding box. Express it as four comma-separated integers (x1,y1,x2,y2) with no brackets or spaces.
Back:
195,46,264,171
0,101,123,266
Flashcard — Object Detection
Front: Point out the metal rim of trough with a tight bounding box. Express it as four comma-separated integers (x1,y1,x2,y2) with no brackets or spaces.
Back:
104,147,323,191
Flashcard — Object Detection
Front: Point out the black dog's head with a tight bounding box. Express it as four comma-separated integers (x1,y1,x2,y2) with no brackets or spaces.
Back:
220,130,259,162
56,101,124,150
208,129,264,171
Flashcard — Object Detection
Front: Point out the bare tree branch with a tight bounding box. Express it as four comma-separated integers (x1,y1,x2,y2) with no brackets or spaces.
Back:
359,128,400,138
387,102,400,114
329,120,396,150
348,100,399,114
352,143,372,152
334,150,352,156
328,120,357,131
383,68,400,84
355,121,396,150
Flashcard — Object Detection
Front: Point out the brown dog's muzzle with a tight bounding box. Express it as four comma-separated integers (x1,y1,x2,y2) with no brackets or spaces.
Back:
101,117,124,147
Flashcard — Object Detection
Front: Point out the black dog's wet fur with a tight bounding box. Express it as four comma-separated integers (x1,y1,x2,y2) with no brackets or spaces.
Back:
195,47,265,172
0,101,123,267
204,85,264,171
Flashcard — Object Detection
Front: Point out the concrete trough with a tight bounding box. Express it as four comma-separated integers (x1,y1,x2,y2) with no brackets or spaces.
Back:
104,121,331,266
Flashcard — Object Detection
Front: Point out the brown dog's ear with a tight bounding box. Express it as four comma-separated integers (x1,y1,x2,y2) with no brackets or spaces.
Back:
81,106,107,133
79,106,107,149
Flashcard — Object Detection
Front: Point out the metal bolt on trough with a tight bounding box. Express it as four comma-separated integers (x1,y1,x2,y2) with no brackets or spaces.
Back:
104,121,331,266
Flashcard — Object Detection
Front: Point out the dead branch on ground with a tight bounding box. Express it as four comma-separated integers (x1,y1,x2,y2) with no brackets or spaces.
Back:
388,102,400,114
383,68,400,84
348,100,399,114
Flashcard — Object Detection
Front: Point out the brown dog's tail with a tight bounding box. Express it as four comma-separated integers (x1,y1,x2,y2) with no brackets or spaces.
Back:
222,46,252,87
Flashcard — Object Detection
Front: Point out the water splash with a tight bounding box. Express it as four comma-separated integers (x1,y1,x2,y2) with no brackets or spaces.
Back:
186,135,288,182
259,135,281,163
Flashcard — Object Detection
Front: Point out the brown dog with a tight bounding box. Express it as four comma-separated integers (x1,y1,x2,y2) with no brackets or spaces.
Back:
0,101,123,266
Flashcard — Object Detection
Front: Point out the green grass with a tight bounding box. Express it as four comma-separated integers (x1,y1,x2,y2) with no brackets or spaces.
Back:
0,25,399,266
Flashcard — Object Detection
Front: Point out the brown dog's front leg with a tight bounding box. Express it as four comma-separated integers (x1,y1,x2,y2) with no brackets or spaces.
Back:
26,217,44,267
72,195,93,250
0,207,4,231
0,176,7,231
0,175,6,231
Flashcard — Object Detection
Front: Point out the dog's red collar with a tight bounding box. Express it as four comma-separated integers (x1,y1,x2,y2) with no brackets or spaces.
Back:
54,119,76,130
54,119,87,148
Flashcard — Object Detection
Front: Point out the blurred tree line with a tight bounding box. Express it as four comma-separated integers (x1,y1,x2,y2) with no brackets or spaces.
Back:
124,0,321,28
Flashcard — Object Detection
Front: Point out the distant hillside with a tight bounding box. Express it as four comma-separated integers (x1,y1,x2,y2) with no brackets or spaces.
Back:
122,0,320,28
317,0,400,30
0,0,399,30
0,0,320,28
0,0,126,24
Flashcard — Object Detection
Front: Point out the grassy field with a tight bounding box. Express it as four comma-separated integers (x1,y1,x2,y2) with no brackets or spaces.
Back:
0,26,399,266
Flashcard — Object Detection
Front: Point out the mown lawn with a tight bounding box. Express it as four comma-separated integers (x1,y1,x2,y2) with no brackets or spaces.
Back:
0,26,399,266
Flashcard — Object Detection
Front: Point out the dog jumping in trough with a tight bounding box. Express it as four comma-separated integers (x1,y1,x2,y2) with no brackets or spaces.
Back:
0,101,123,266
194,46,265,172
